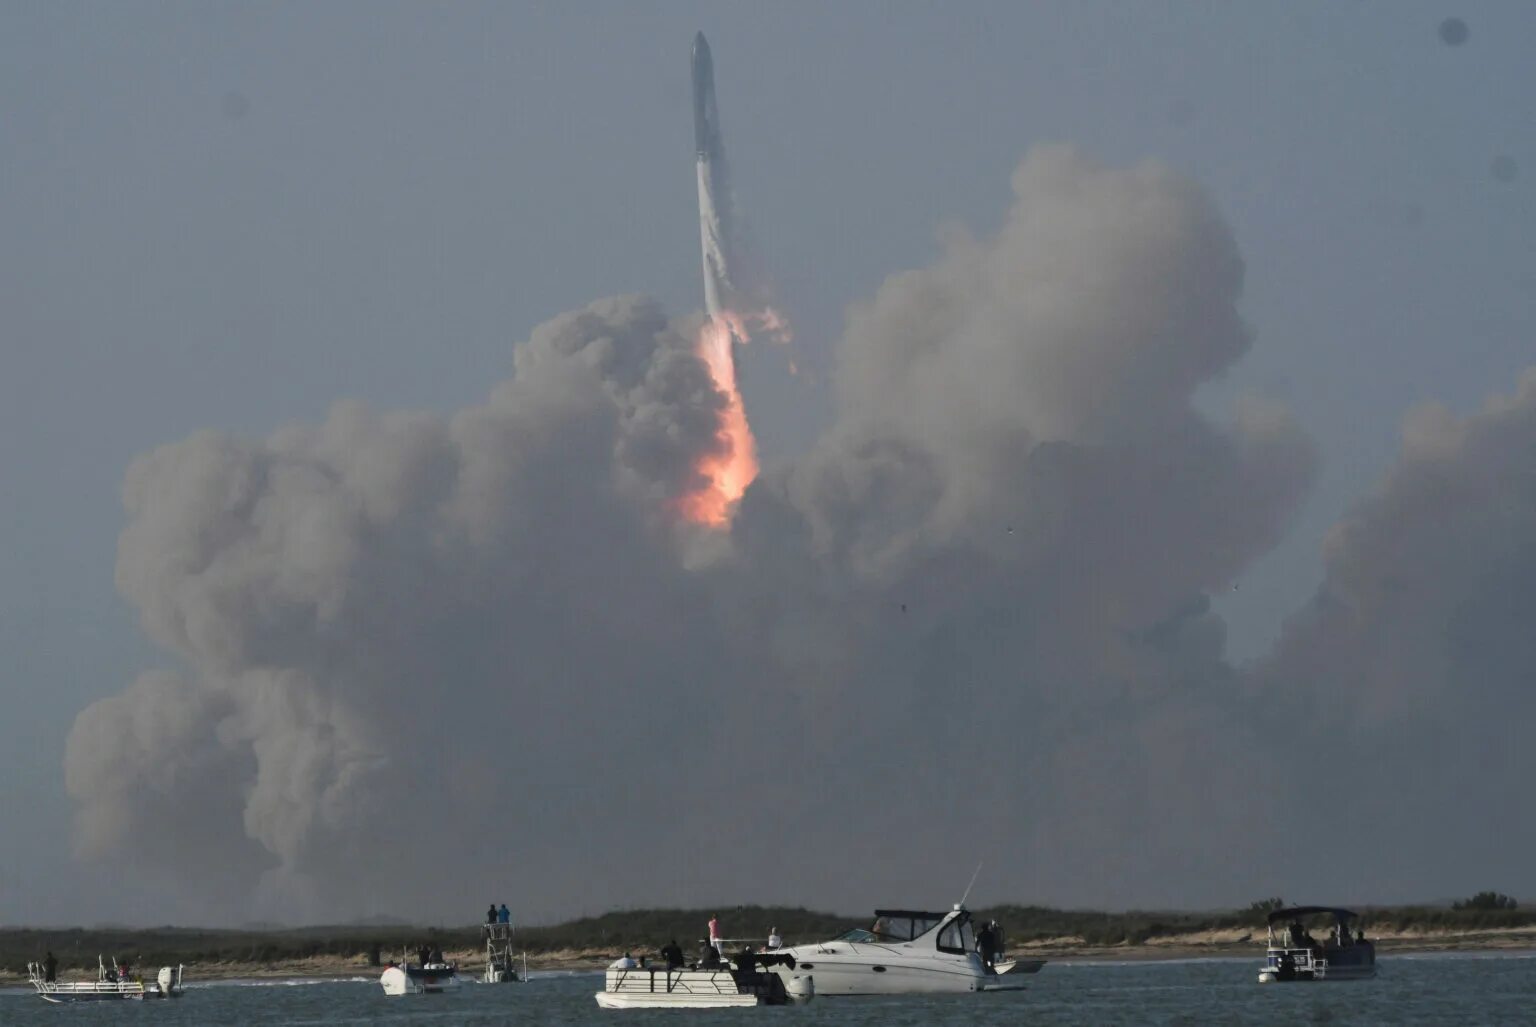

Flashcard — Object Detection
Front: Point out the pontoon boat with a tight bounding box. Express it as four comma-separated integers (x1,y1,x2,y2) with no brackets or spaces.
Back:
27,957,184,1003
1257,906,1376,982
596,953,813,1009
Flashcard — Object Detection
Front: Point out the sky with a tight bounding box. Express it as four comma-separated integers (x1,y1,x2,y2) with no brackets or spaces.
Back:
2,1,1533,927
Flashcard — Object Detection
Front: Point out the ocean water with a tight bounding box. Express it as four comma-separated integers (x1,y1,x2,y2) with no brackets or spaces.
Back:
3,953,1533,1025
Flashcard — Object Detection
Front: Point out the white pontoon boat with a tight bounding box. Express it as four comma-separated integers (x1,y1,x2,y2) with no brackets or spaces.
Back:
596,953,813,1009
1257,906,1376,982
769,905,1027,995
27,957,184,1003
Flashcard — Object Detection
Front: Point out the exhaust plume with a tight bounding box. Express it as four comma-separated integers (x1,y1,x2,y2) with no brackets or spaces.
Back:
681,32,790,526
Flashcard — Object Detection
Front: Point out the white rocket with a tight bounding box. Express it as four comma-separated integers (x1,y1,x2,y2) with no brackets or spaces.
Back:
692,32,736,324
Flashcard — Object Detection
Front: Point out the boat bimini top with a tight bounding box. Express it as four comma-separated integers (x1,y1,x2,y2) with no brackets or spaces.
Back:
1265,907,1359,925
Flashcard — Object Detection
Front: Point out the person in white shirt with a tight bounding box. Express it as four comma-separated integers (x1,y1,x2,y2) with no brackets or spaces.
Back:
767,927,782,950
610,952,638,969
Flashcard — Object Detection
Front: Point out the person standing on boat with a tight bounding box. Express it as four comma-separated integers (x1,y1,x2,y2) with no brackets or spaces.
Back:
43,951,57,983
977,921,998,970
767,926,782,950
499,903,511,925
708,915,722,956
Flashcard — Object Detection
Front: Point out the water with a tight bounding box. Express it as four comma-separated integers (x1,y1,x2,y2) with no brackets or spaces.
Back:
3,954,1534,1025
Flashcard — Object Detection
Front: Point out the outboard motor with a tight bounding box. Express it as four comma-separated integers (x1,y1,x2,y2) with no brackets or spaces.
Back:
784,975,814,1004
157,966,175,995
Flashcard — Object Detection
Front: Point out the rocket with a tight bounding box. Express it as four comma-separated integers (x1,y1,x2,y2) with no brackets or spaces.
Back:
693,32,736,324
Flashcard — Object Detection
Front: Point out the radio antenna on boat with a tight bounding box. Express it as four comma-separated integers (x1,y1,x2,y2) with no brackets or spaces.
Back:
958,861,983,908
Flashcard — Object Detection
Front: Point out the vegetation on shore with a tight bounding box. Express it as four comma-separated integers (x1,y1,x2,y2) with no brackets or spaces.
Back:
2,897,1530,978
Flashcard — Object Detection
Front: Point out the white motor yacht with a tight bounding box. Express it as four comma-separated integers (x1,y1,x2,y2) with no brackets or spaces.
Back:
769,905,1027,995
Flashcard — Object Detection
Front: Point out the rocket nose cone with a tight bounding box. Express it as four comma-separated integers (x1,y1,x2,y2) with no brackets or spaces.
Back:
693,31,710,62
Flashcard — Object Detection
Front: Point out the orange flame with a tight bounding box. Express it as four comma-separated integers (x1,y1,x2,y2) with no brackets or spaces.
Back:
676,315,757,527
675,307,792,528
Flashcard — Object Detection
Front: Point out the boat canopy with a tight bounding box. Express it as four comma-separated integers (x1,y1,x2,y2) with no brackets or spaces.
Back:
846,909,957,943
1266,906,1359,924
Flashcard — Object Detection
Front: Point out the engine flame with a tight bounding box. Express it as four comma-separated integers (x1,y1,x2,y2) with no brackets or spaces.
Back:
675,307,789,527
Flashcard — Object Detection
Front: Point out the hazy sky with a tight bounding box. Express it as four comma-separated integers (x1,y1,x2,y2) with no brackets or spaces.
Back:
3,2,1533,926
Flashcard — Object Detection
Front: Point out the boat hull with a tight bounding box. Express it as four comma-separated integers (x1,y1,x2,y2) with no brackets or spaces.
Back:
483,966,522,983
1259,944,1375,983
1259,964,1377,983
597,991,759,1009
380,965,462,996
37,987,178,1003
775,948,1004,995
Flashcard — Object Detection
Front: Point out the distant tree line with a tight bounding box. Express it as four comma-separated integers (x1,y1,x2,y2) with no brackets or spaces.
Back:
1453,891,1518,911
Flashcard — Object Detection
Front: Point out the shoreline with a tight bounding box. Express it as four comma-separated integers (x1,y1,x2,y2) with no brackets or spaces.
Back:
6,931,1533,987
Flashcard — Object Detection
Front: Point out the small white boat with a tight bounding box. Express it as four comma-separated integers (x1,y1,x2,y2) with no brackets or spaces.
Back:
380,957,463,995
27,957,184,1003
769,905,1027,995
1257,906,1376,983
596,957,813,1009
994,957,1047,975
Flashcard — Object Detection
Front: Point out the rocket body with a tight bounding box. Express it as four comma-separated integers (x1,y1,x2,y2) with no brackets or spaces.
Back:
692,32,734,323
692,31,719,161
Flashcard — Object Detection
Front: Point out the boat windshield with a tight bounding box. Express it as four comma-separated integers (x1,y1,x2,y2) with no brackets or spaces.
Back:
850,913,944,942
937,915,976,954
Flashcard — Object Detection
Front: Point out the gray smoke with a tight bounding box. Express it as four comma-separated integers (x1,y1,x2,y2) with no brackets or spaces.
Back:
1253,369,1536,902
70,296,735,921
67,145,1529,922
714,146,1315,907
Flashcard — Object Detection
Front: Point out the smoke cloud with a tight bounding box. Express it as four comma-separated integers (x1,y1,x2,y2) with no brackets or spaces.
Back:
65,145,1533,922
1253,370,1536,901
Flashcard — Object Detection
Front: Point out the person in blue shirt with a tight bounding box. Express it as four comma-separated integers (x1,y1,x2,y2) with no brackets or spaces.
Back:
498,903,511,925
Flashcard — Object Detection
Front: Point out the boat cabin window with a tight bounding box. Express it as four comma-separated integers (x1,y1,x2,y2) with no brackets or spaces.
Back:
936,914,974,955
850,913,942,942
872,914,940,939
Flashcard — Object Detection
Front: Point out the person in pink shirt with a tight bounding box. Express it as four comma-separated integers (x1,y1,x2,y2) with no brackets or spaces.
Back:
708,915,722,956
